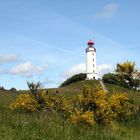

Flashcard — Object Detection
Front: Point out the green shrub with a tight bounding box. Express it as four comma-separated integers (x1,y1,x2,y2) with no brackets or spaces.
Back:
60,73,86,87
103,73,129,88
0,86,5,90
103,73,119,84
10,87,17,92
27,82,46,108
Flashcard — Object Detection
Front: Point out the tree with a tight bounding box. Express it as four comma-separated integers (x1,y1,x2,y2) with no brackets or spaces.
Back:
27,81,46,108
116,61,140,92
116,61,135,87
27,81,41,99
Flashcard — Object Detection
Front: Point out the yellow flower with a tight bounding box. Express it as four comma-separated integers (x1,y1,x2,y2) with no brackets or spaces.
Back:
10,94,37,112
69,109,95,126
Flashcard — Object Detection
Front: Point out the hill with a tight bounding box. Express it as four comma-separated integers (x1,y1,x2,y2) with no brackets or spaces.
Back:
45,80,140,106
47,80,100,96
0,89,18,106
1,80,140,105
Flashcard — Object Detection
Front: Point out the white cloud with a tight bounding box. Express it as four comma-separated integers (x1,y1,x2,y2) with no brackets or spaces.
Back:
96,3,118,19
0,54,19,64
63,63,113,79
63,63,86,78
10,61,48,77
98,64,113,78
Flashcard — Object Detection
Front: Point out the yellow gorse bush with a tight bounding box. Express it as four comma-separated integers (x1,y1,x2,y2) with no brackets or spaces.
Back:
83,86,106,107
109,93,135,119
45,95,73,116
9,85,135,127
82,86,114,124
10,94,38,112
69,109,95,126
81,85,135,124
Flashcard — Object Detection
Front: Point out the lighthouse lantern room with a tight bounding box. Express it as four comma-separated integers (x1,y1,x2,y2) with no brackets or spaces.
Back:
86,40,98,80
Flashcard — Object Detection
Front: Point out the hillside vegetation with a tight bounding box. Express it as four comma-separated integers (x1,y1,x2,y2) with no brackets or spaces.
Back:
0,80,140,139
60,73,86,87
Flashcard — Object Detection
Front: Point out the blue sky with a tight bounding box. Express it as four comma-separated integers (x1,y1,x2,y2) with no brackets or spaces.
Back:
0,0,140,89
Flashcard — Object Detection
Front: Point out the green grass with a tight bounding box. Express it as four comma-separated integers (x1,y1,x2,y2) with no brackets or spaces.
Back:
46,80,100,97
0,109,140,140
0,108,140,140
0,81,140,139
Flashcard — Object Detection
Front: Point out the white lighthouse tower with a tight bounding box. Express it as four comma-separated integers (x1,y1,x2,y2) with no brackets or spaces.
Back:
86,40,98,80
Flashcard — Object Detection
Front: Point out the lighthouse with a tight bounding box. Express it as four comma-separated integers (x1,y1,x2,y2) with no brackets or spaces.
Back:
86,40,98,80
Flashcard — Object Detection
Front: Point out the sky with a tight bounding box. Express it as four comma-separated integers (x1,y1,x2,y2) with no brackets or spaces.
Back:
0,0,140,89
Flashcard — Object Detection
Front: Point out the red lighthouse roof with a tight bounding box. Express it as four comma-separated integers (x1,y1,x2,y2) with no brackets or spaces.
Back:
87,40,94,46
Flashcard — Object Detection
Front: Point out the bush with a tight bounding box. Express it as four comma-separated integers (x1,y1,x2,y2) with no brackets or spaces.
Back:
10,87,17,92
45,95,73,117
42,86,135,126
109,93,135,120
69,109,95,126
10,94,38,112
27,82,46,108
0,86,5,90
9,85,135,127
103,73,129,88
103,73,119,84
82,86,114,124
60,73,86,87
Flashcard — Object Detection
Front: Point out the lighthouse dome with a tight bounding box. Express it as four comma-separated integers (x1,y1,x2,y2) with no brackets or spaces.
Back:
87,40,94,46
86,40,96,52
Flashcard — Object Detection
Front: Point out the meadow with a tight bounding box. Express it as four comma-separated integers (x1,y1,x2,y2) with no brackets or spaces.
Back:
0,81,140,140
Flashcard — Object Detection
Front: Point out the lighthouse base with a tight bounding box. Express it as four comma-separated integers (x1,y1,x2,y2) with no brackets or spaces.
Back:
86,73,98,80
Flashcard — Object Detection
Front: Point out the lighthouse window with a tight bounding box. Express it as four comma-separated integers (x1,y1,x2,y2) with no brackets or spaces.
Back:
93,70,94,73
92,53,94,56
93,58,94,61
93,64,94,67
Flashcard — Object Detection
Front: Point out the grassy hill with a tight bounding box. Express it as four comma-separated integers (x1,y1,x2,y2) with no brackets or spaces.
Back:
0,81,140,139
0,89,17,106
46,80,140,105
47,80,100,96
1,80,139,105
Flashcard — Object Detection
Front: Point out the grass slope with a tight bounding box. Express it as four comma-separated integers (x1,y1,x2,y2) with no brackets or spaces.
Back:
46,80,100,96
0,81,140,139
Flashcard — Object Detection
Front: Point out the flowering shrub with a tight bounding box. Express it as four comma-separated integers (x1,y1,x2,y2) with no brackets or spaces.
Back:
42,86,135,126
37,91,48,108
76,85,135,125
82,86,106,108
9,84,135,127
69,95,83,110
82,86,114,124
109,93,135,120
10,94,38,112
69,109,95,126
45,95,73,117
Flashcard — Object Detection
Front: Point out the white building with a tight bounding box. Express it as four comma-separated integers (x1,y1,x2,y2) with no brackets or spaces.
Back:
86,40,98,80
